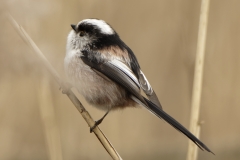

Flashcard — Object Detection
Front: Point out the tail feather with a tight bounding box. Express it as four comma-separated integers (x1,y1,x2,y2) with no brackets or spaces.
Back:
143,97,214,154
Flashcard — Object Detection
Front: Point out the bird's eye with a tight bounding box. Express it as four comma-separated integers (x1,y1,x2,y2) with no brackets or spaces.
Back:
79,31,85,37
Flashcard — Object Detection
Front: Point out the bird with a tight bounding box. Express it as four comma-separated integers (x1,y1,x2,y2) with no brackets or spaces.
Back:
64,18,213,154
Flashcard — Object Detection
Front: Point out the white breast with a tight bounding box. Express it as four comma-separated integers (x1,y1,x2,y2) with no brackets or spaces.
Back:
64,49,130,111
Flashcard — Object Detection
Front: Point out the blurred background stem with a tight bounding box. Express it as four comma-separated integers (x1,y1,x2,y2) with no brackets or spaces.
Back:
38,76,63,160
187,0,210,160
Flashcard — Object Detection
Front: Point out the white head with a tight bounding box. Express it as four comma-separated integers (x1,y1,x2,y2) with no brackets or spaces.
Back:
66,19,116,51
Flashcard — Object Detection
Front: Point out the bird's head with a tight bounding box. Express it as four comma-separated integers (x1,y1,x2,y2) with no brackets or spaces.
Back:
67,19,120,50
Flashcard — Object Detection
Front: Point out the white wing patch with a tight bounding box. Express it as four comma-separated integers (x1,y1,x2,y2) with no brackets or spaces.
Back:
108,59,140,88
139,70,153,95
80,19,114,35
107,60,153,96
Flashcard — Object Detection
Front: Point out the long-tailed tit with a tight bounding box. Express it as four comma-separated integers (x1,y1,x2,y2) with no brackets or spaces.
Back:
64,19,213,153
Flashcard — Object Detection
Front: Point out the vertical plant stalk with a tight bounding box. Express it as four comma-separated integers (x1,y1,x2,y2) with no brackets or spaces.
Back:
187,0,210,160
38,76,63,160
8,14,122,160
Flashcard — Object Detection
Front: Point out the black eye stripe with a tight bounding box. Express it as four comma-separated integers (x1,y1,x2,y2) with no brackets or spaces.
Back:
79,31,85,37
78,23,102,35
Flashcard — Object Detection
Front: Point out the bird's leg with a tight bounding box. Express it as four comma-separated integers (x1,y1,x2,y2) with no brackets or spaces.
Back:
90,110,110,133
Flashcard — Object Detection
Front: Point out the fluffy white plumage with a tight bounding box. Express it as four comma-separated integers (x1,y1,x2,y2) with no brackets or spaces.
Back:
64,23,132,111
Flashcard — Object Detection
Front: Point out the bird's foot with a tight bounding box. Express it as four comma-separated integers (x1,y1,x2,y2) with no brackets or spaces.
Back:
90,119,104,133
90,110,109,133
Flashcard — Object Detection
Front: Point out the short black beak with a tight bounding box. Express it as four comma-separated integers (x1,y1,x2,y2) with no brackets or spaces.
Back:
71,24,76,31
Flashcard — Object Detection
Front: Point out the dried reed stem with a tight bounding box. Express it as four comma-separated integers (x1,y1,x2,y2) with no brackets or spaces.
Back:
187,0,210,160
8,14,122,160
38,76,63,160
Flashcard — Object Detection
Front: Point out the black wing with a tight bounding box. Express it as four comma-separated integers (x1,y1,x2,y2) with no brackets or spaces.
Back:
80,52,214,154
125,44,162,108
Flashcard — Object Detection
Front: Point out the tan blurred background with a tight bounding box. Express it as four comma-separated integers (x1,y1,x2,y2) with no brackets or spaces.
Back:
0,0,239,159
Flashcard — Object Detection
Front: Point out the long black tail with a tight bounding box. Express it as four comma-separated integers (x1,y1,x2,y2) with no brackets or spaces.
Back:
143,97,214,154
